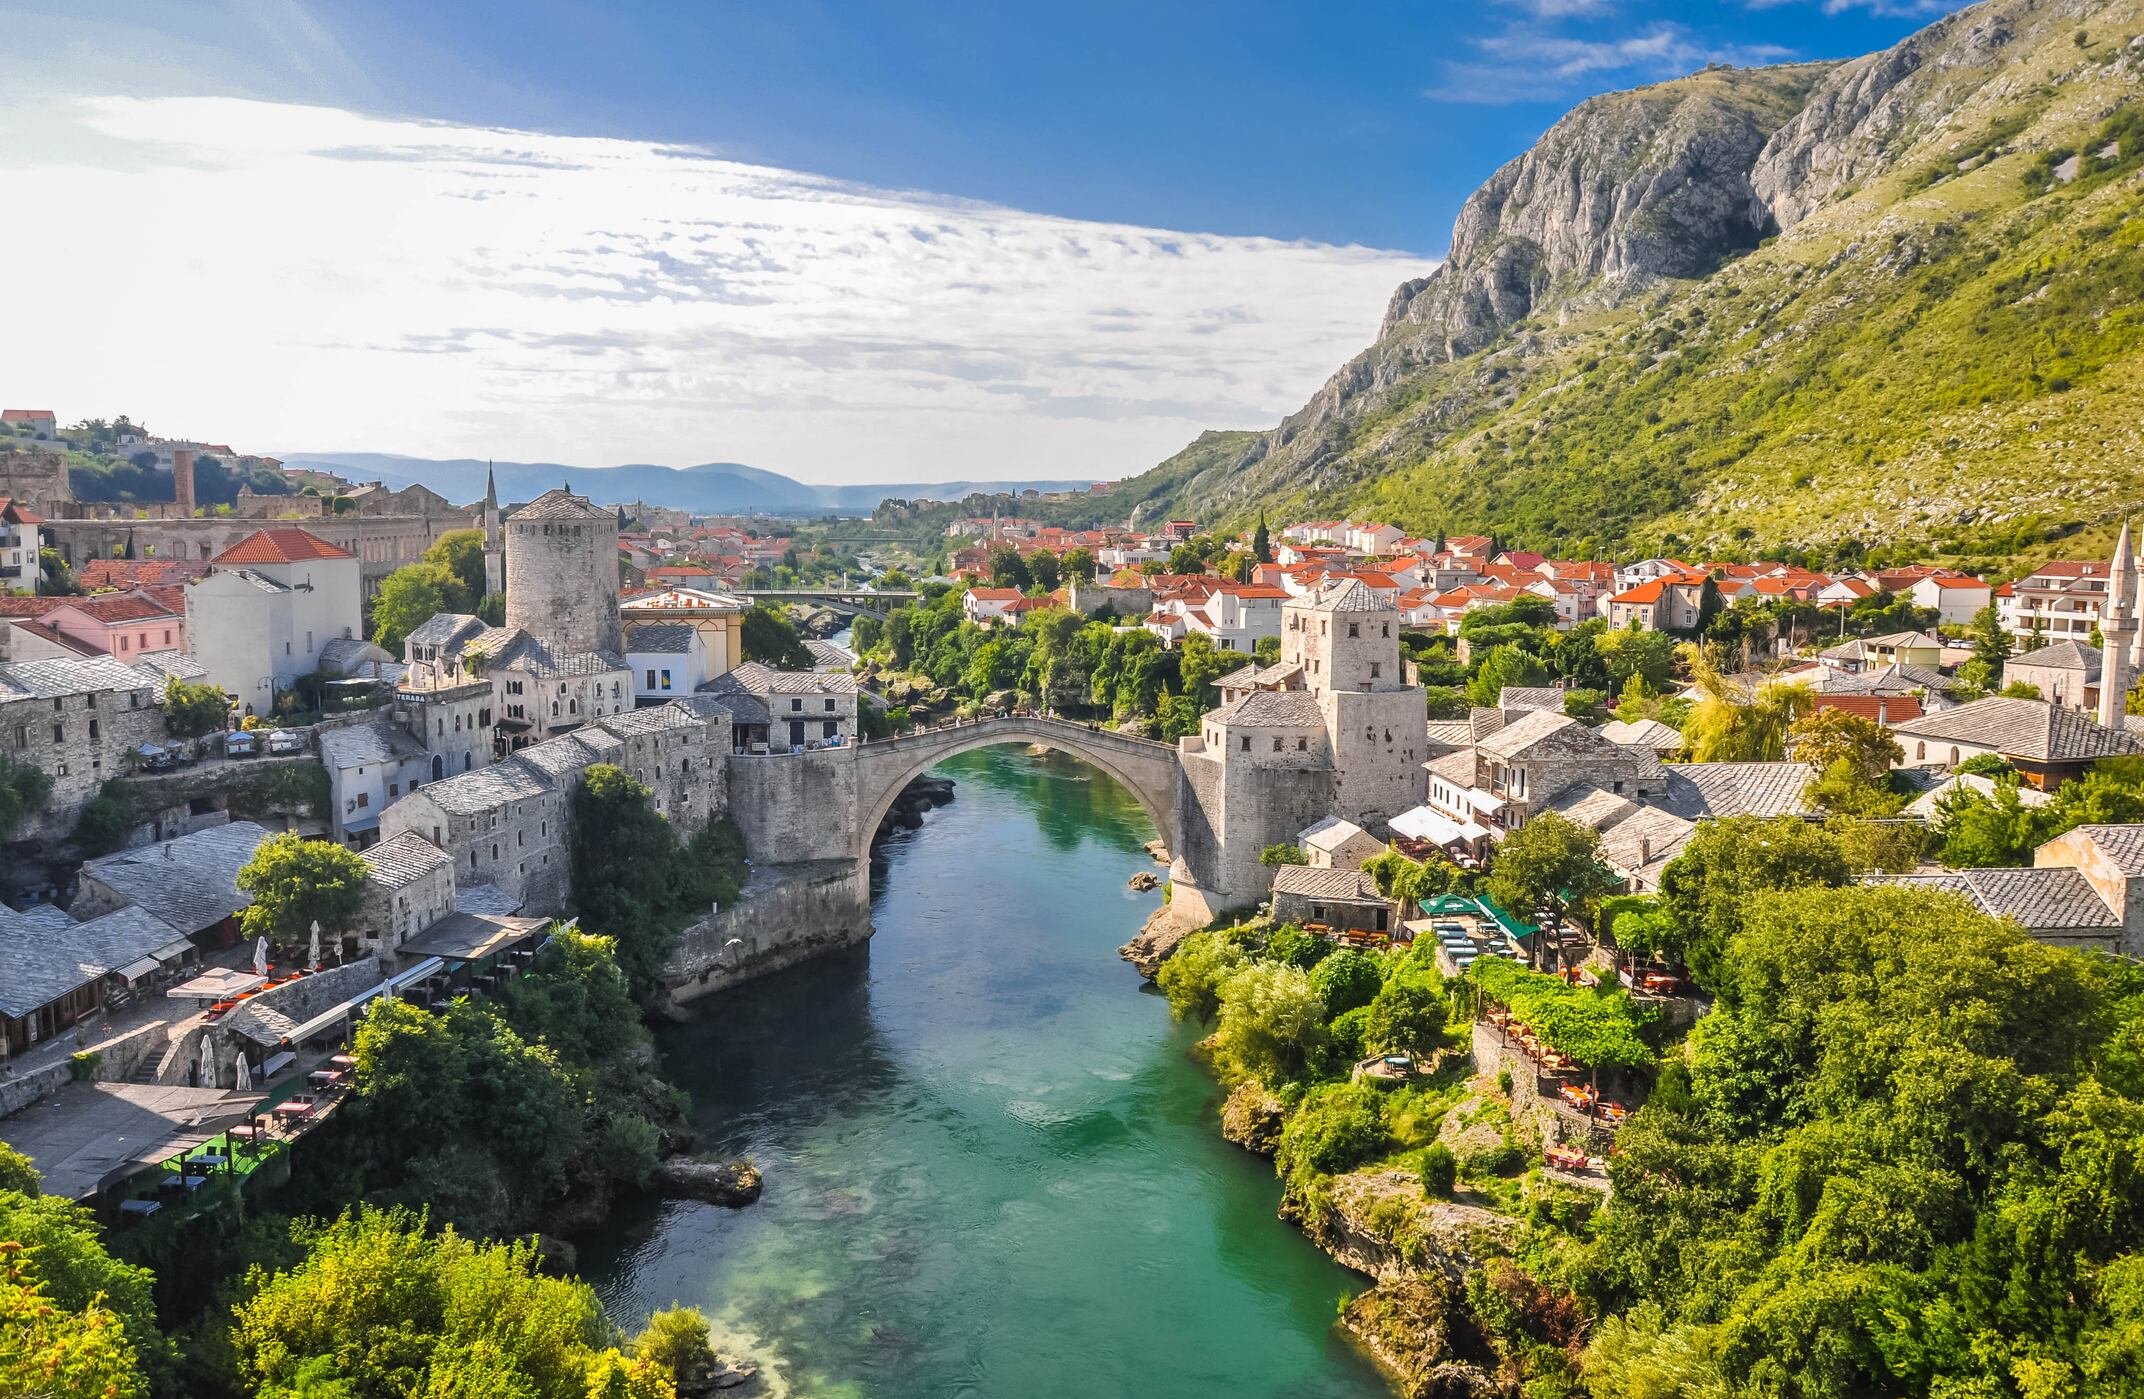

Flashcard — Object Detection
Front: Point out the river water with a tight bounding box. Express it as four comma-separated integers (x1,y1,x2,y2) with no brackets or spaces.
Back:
581,746,1389,1399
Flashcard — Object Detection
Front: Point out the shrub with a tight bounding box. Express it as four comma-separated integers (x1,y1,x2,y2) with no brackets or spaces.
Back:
1263,925,1332,972
1420,1143,1458,1197
1309,949,1384,1018
1497,1068,1514,1096
633,1306,718,1383
1275,1084,1392,1190
1461,1140,1526,1178
1327,1005,1374,1063
1156,932,1246,1024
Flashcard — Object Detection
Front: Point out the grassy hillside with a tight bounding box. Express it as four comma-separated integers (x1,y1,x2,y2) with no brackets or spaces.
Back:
1084,1,2144,572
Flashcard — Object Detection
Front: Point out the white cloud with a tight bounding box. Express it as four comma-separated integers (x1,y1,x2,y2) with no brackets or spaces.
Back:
0,96,1434,485
1429,23,1797,104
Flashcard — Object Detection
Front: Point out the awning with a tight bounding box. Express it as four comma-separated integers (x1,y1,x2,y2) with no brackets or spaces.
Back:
153,938,194,964
342,812,381,834
114,957,161,982
169,968,268,1000
1390,807,1491,848
1465,789,1506,816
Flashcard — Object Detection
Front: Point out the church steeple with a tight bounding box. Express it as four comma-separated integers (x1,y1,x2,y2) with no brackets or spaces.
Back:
2100,520,2135,730
480,460,505,599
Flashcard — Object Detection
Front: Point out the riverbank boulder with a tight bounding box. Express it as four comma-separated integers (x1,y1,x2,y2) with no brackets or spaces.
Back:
1220,1081,1286,1156
1119,904,1196,978
1127,870,1160,892
653,1157,763,1207
1338,1278,1502,1399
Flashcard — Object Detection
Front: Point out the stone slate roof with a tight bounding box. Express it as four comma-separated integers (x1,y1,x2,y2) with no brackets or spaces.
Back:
1657,763,1815,820
0,654,150,701
453,882,525,916
1424,720,1476,750
624,623,695,655
362,831,452,889
318,721,423,772
705,661,859,697
1300,816,1371,854
80,823,269,934
2011,638,2102,675
696,691,770,727
596,704,702,739
1814,661,1958,696
0,918,101,1017
1498,685,1566,712
1424,748,1479,786
2065,824,2144,874
1595,805,1695,884
515,730,621,782
129,651,209,685
1476,710,1582,760
1271,865,1385,902
1865,869,2119,930
70,905,192,972
1893,697,2144,763
1308,578,1377,613
1600,718,1683,752
1548,784,1640,831
468,628,627,678
508,488,608,522
1212,689,1325,727
405,613,487,649
1901,771,2052,820
318,637,395,676
411,755,556,815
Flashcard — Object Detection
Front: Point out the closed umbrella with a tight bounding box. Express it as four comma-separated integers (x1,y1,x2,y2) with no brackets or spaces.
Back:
308,921,321,971
234,1055,252,1094
199,1038,217,1090
253,937,269,977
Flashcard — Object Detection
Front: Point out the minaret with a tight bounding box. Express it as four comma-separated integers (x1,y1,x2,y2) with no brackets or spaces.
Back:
481,463,504,597
2100,520,2135,729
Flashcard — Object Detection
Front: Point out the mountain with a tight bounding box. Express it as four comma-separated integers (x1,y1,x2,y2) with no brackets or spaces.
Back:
273,452,1096,516
1088,0,2144,566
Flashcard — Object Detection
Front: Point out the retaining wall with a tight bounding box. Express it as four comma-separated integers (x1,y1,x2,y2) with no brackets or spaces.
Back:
656,859,870,1015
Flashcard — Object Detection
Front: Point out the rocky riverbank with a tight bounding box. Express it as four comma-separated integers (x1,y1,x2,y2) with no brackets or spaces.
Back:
874,773,956,844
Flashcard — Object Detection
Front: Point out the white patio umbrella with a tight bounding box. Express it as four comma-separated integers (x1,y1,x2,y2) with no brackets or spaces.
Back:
234,1055,252,1093
199,1039,217,1090
253,937,269,977
308,921,321,971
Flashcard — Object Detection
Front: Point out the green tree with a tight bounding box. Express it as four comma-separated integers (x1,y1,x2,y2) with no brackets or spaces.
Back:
1252,513,1272,564
1253,635,1281,665
422,528,488,612
987,547,1031,589
1059,546,1094,582
569,765,692,994
1486,811,1615,966
236,832,368,945
1790,707,1904,814
1968,602,2012,682
1175,632,1229,714
0,1187,167,1392
1260,842,1308,866
1655,816,1850,991
1214,962,1327,1084
740,604,813,669
0,754,53,842
1025,549,1061,591
631,1307,720,1388
1419,1142,1458,1198
162,674,229,738
1308,948,1383,1018
0,1244,145,1399
232,1209,663,1399
1467,643,1552,707
368,560,451,653
1363,966,1448,1058
1156,931,1246,1024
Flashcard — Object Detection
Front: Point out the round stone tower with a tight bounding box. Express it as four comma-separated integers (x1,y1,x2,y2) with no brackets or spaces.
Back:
503,487,623,656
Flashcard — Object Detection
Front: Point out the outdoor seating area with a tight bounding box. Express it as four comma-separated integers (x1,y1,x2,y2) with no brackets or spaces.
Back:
1411,916,1525,974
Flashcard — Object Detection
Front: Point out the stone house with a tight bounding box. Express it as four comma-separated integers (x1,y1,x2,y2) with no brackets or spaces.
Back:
1864,823,2144,958
1891,696,2144,789
1270,865,1393,934
0,654,166,836
1817,630,1944,674
1424,710,1667,834
620,587,745,682
356,831,456,953
1604,575,1706,631
2005,639,2103,713
699,662,857,751
1299,815,1384,870
184,528,364,718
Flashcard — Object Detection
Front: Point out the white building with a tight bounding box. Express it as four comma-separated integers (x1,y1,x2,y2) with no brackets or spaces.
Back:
625,622,712,704
1909,574,1993,625
184,528,363,717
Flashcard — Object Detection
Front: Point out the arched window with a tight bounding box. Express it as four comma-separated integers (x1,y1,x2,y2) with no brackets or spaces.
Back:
432,754,445,780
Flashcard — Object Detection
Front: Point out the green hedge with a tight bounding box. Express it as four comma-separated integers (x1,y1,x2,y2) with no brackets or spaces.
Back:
1467,958,1653,1069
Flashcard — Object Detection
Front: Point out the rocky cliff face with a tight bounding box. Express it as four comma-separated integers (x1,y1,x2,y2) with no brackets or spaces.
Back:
1099,0,2144,555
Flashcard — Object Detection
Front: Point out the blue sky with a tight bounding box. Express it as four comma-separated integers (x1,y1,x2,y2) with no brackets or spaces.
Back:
0,0,1971,482
5,0,1966,251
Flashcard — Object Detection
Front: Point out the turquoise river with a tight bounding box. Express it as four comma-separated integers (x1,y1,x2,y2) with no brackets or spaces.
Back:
580,745,1390,1398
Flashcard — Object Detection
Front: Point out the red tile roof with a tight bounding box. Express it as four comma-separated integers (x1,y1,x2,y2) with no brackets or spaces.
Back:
0,596,65,618
55,593,176,623
213,528,355,565
11,620,97,656
1811,694,1925,725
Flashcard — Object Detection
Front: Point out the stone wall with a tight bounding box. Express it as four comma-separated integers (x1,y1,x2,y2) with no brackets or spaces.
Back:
657,859,869,1014
0,1060,70,1120
504,512,622,655
726,747,859,864
1469,1019,1618,1153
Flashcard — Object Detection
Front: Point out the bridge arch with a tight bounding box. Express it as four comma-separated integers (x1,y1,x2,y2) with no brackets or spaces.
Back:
852,717,1178,865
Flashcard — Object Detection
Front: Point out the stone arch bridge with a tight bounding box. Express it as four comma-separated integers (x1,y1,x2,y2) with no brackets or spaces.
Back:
853,715,1179,860
733,588,919,621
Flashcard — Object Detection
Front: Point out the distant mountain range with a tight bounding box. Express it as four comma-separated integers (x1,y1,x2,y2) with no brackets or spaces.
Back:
274,452,1097,516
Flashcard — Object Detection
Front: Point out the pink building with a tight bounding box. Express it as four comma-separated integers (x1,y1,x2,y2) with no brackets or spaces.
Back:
42,592,184,658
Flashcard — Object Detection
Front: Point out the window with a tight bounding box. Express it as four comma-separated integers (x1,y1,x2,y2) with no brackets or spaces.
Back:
791,698,803,712
52,723,63,743
1348,622,1359,638
306,630,313,652
12,725,23,747
661,670,672,691
88,719,98,740
647,669,657,689
118,634,129,651
824,698,835,712
389,782,400,798
1240,735,1251,752
824,720,838,738
164,629,172,645
1369,662,1381,679
285,641,291,655
1296,736,1307,751
355,792,369,809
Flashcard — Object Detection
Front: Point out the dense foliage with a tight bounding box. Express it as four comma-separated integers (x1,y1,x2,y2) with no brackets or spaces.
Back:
740,603,814,669
1465,959,1653,1070
1579,884,2144,1399
1935,756,2144,867
235,832,369,947
0,752,53,840
569,765,748,996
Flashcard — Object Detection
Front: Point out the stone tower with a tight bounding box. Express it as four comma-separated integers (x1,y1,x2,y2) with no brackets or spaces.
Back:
172,448,196,516
503,487,623,656
2102,520,2135,730
481,464,504,597
1294,579,1427,826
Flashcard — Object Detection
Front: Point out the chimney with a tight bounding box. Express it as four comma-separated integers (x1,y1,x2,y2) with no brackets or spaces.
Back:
1637,833,1651,865
173,449,196,516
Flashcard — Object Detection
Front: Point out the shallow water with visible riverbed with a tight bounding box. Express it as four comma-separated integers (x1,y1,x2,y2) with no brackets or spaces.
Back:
580,745,1389,1398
